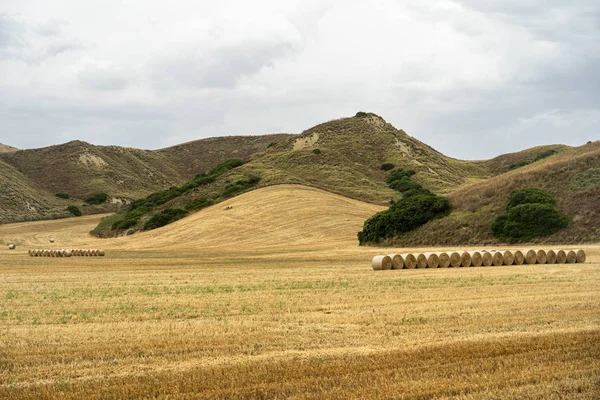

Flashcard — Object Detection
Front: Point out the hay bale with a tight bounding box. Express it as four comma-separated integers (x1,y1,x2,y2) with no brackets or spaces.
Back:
416,254,428,269
502,250,515,266
49,237,55,243
553,250,566,264
536,250,547,264
513,250,525,265
436,252,450,268
467,251,483,267
98,249,105,257
64,249,72,257
490,251,503,266
545,250,557,264
387,254,404,270
401,254,417,269
423,252,440,268
524,249,537,264
574,249,586,263
448,251,462,268
459,251,472,268
565,250,577,263
480,251,493,266
372,255,392,270
8,243,16,250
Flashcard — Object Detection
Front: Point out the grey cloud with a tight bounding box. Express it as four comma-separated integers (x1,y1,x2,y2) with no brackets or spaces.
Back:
34,19,64,37
79,65,130,91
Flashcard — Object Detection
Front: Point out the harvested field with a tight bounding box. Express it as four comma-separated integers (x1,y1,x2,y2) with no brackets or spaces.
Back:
0,185,599,399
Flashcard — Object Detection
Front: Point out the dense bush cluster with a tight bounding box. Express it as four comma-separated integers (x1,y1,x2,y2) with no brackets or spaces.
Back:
55,193,70,199
312,148,321,155
185,198,213,212
143,208,188,231
492,188,570,242
66,205,82,216
380,163,395,171
221,176,261,198
358,168,450,245
85,192,108,205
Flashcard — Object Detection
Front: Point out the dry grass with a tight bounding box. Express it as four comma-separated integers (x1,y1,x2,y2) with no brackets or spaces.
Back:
0,185,599,399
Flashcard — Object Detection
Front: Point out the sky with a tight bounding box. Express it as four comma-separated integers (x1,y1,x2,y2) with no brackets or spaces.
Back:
0,0,598,159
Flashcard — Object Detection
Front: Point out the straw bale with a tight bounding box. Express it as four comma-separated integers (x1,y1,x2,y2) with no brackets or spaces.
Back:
416,254,428,269
98,249,105,256
502,250,514,266
513,250,524,265
49,237,54,243
423,252,440,268
545,250,557,264
64,249,72,257
536,250,547,264
459,251,472,268
436,252,450,268
553,249,567,264
467,251,483,267
574,249,586,263
387,254,404,270
565,250,576,263
401,254,417,269
524,249,537,264
490,251,503,266
448,252,462,268
480,251,493,266
8,243,16,250
372,255,392,270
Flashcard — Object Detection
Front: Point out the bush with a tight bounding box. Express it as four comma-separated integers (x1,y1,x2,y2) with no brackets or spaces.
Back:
143,208,188,231
380,163,395,171
85,192,108,205
509,161,529,170
355,111,368,118
388,178,422,193
534,149,557,162
208,158,243,176
569,168,600,193
506,188,555,210
386,169,416,184
185,198,213,212
358,192,450,245
55,193,70,199
492,203,570,242
66,205,82,216
220,176,261,198
312,148,321,155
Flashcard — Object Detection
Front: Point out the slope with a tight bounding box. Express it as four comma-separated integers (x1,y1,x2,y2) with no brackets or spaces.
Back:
0,143,18,153
391,141,600,246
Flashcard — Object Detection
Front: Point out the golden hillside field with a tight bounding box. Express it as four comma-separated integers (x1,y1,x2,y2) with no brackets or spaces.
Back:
0,185,598,399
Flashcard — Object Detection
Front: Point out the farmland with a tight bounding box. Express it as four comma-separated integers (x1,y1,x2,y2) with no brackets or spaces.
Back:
0,186,599,399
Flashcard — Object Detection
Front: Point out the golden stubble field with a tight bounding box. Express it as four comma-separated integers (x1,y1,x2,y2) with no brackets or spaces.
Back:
0,185,599,399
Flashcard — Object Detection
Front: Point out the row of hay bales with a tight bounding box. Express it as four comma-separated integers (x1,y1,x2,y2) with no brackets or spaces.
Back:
372,249,587,270
28,249,105,257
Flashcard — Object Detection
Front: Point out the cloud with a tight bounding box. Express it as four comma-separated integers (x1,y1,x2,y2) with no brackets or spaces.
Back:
78,63,131,91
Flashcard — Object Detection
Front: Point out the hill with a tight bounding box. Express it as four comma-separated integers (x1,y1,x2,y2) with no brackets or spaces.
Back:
0,143,18,153
391,141,600,246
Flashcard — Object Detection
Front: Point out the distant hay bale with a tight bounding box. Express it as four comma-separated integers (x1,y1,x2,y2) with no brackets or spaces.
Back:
98,249,105,257
536,250,547,264
574,249,586,263
50,250,56,257
524,249,537,264
459,251,472,268
372,255,392,270
49,237,55,243
387,254,404,270
490,251,504,266
436,252,450,268
416,254,428,269
64,249,72,257
468,251,483,267
448,252,462,268
56,250,63,257
480,251,493,266
513,250,525,265
565,250,577,263
8,243,16,250
546,250,557,264
423,252,440,268
502,250,515,266
553,250,567,264
401,254,417,269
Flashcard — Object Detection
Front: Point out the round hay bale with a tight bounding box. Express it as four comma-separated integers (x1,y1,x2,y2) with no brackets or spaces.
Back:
524,249,537,264
536,250,547,264
448,252,462,268
490,251,503,266
574,249,586,263
387,254,404,270
553,250,567,264
64,249,72,257
565,250,577,263
480,251,493,266
56,249,63,257
416,254,428,269
372,255,392,271
8,243,16,250
49,237,55,243
459,251,472,267
436,252,450,268
502,250,515,266
467,251,483,267
98,249,105,257
50,250,56,257
401,254,417,269
513,250,525,265
423,252,440,269
545,250,557,264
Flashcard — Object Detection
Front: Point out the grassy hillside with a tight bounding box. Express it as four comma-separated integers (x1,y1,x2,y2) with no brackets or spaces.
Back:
391,141,600,246
0,143,18,153
479,144,570,175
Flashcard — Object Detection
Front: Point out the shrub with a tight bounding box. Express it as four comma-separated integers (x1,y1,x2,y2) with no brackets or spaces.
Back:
388,178,422,193
506,188,555,210
386,169,416,184
355,111,368,118
185,198,213,212
380,163,395,171
143,208,188,231
492,203,570,242
534,149,557,162
85,192,108,205
312,148,321,155
509,161,529,170
66,205,81,216
358,192,450,245
55,193,70,199
220,176,261,198
208,158,243,176
569,168,600,193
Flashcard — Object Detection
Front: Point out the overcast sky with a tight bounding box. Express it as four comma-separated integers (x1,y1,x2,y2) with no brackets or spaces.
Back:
0,1,598,159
